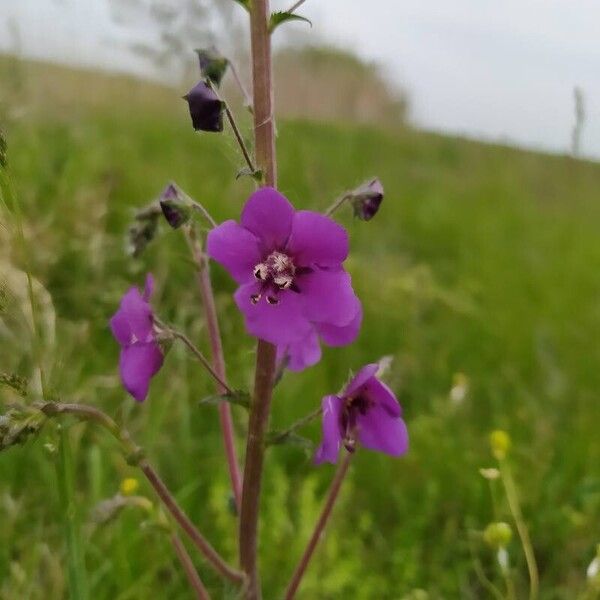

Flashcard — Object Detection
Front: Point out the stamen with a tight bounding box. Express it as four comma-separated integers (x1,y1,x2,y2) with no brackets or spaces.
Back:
250,293,261,304
266,295,279,305
253,264,268,280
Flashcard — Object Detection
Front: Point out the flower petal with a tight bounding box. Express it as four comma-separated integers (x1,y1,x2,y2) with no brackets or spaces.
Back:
119,343,164,402
345,363,379,396
287,210,348,267
362,377,402,418
317,304,362,347
111,286,154,344
357,405,408,457
234,282,311,345
207,220,261,284
278,328,322,372
314,395,344,465
298,268,360,327
241,187,294,251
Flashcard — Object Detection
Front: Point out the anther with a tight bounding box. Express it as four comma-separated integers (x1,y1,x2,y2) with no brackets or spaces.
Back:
250,293,261,304
266,295,279,305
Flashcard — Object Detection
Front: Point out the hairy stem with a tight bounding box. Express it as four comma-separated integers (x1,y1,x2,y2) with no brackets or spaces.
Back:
499,459,539,600
185,226,243,513
284,452,353,599
239,0,278,598
286,0,307,13
268,406,322,445
324,193,351,217
170,534,212,600
38,402,244,585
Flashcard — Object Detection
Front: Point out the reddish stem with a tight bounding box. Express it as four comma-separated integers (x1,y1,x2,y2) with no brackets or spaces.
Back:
284,453,353,599
187,227,243,513
170,533,212,600
238,1,278,596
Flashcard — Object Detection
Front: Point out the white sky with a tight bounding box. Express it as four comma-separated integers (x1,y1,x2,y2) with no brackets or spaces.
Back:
1,0,600,159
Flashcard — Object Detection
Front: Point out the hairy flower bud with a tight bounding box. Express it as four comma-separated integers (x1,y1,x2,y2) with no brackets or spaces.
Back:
490,429,511,460
159,183,192,229
184,81,224,133
195,47,229,87
350,178,384,221
483,522,513,549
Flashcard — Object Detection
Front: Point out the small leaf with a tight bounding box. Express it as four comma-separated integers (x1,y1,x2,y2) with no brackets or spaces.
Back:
269,11,312,33
266,430,314,453
199,390,250,410
236,167,263,182
232,0,250,11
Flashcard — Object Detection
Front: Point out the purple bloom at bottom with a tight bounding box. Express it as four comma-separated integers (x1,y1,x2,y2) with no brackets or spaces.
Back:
276,307,363,372
315,363,408,464
207,187,361,351
109,274,164,402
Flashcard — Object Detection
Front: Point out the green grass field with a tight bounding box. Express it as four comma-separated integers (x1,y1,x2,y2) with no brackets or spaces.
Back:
1,61,600,599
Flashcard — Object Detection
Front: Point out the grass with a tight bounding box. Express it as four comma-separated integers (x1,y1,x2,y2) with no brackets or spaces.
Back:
1,59,600,599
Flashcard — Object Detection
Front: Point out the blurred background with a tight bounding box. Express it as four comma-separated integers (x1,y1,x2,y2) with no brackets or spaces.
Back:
1,1,599,598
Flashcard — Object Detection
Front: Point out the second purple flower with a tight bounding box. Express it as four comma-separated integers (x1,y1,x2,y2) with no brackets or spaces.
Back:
207,187,361,349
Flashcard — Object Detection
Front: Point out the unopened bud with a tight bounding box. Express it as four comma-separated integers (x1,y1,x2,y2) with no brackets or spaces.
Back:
159,184,192,229
184,81,224,133
490,429,511,460
483,522,513,549
120,478,139,497
350,178,384,221
195,47,229,87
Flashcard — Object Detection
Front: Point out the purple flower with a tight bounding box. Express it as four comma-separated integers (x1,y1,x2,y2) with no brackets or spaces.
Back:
184,81,224,132
159,183,191,229
207,187,361,348
109,274,164,402
276,307,363,372
315,363,408,464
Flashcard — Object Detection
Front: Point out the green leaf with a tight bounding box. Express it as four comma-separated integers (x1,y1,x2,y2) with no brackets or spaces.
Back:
232,0,250,11
199,390,250,411
269,11,312,33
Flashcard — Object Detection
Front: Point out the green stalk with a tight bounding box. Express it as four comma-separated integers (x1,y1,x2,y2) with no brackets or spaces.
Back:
55,425,89,600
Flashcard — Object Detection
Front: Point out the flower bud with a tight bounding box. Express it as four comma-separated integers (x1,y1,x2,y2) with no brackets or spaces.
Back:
184,81,224,132
350,177,384,221
159,183,191,229
483,522,513,549
120,478,139,497
195,47,229,87
489,429,511,460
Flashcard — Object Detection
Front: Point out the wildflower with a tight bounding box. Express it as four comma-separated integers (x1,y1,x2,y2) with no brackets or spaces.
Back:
490,429,511,460
314,363,408,464
183,81,224,132
159,183,191,229
276,306,363,372
120,478,139,496
195,47,229,87
109,274,164,402
207,187,361,347
350,178,384,221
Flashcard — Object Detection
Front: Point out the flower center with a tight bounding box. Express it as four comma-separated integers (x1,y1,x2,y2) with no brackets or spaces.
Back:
340,394,372,452
251,251,297,306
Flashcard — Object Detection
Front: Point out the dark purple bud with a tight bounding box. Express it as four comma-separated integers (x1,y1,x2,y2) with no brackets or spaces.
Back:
159,183,191,229
351,178,384,221
195,47,229,87
184,81,224,132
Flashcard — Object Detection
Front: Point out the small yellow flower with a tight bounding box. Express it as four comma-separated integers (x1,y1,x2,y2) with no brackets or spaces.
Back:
490,430,511,460
483,522,513,549
120,478,139,496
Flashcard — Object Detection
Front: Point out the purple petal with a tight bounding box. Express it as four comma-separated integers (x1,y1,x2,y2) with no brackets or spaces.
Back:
143,273,154,301
357,405,408,457
314,395,344,465
110,287,154,345
119,343,164,402
299,268,360,327
317,304,362,347
362,378,402,418
241,187,294,252
345,363,379,396
234,282,312,345
278,329,322,372
207,220,261,284
287,211,348,267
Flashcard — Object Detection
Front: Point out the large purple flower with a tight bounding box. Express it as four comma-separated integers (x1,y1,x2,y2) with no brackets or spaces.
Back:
207,187,361,348
109,274,164,402
315,364,408,464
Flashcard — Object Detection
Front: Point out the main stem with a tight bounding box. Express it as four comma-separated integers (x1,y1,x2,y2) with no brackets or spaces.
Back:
239,1,277,597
